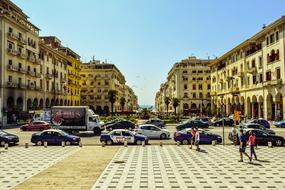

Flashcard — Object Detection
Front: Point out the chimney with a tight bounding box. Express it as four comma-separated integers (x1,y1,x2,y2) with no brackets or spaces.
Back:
262,24,266,29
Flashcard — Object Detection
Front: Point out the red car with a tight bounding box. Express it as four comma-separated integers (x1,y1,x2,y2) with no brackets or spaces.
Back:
20,121,51,131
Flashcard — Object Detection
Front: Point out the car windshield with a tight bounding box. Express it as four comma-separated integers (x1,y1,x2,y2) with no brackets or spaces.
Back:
179,129,187,134
59,131,69,136
0,130,8,135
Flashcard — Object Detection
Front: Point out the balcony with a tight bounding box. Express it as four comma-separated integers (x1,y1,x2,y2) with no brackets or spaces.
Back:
60,77,67,83
210,91,217,96
6,81,17,88
35,59,42,65
237,71,244,78
35,86,42,91
18,68,26,74
35,72,42,78
18,52,27,59
7,48,18,56
81,91,88,95
18,83,27,89
46,73,53,79
27,56,36,63
28,71,35,77
18,36,27,45
219,78,224,83
7,64,18,71
7,32,18,40
231,86,240,94
27,84,35,90
248,67,257,74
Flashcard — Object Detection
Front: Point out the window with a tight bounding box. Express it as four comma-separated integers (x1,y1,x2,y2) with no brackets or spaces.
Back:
192,84,196,90
18,63,22,69
276,31,279,41
8,60,12,65
266,71,271,81
253,75,257,84
266,36,269,45
193,93,196,98
259,73,263,83
251,59,255,68
270,34,274,44
27,66,30,71
184,93,188,98
198,84,202,90
276,68,281,79
182,70,187,74
199,92,203,98
8,27,13,33
8,76,12,82
18,78,21,84
184,84,187,90
259,56,262,68
207,84,211,90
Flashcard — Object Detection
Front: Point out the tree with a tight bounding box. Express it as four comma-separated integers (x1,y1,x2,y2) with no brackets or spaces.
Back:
108,90,118,115
164,96,171,114
172,98,180,115
120,97,126,113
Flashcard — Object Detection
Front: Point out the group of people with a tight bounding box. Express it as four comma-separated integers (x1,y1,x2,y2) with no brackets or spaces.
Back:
239,129,257,162
190,127,200,151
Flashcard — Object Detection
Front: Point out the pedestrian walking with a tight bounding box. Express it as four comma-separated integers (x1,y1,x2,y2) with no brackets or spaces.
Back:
194,127,200,151
239,129,251,162
248,130,257,160
190,127,195,149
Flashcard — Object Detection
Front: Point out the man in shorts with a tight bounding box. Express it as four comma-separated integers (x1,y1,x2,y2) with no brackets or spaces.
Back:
190,127,195,149
239,129,251,162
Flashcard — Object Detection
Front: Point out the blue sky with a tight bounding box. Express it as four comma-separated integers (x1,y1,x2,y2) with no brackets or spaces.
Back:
13,0,285,105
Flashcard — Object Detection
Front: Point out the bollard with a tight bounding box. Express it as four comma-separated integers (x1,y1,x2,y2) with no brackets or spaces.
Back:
102,141,105,147
4,143,8,150
160,141,163,147
124,139,128,147
212,140,217,146
142,140,145,147
25,143,29,148
61,141,65,147
177,141,181,146
268,141,273,148
44,141,47,148
79,142,82,147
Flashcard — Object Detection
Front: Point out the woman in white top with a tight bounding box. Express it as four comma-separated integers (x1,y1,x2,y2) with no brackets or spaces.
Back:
194,127,200,151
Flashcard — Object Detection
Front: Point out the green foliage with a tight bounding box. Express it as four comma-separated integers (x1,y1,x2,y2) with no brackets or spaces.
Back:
172,97,180,115
139,108,150,119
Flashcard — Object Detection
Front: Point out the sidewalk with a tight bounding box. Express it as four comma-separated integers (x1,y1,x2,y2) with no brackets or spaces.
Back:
12,146,119,190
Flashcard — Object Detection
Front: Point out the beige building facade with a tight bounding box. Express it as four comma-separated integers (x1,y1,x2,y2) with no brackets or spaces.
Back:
155,56,212,115
80,60,137,114
211,16,285,120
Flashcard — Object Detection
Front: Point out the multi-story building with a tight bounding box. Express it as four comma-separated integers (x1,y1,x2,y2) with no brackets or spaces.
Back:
123,85,138,112
40,36,81,106
155,56,212,115
80,60,137,114
210,16,285,120
0,0,41,123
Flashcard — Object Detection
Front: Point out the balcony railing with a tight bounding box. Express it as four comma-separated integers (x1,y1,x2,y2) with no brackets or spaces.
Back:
248,67,257,74
27,84,35,90
18,36,27,45
18,83,26,89
7,48,18,56
46,73,53,79
28,71,35,77
18,68,26,74
7,81,17,88
35,72,42,78
27,56,36,63
7,64,17,71
7,32,18,40
18,52,27,59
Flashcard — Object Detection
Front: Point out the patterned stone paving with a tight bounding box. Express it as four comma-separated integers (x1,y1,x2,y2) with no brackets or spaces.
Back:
92,145,285,190
0,146,78,190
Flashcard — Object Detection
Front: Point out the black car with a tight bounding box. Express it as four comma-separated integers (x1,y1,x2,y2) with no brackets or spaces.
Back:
229,128,284,146
0,130,19,146
213,118,234,127
176,120,209,131
241,123,275,135
246,119,270,129
31,129,81,146
143,118,165,128
105,120,135,131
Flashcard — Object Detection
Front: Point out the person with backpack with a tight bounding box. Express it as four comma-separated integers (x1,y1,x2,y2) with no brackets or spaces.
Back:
248,130,257,160
239,129,251,162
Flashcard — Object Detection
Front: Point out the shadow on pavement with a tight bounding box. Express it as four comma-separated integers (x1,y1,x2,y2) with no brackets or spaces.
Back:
256,159,270,163
197,149,208,153
248,162,263,166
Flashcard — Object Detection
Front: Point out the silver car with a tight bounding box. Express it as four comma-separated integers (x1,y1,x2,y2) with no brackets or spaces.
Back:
136,124,170,139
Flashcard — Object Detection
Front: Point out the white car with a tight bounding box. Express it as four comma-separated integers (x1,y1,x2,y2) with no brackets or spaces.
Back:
136,124,170,139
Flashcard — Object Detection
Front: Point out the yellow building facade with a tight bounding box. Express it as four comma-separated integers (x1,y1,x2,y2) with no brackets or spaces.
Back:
80,60,137,114
155,56,212,115
210,16,285,120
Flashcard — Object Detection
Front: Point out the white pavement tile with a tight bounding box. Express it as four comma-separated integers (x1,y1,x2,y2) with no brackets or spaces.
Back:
92,145,285,190
0,146,79,190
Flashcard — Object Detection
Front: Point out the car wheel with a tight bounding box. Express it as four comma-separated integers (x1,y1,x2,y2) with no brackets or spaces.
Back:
136,140,142,145
65,141,71,146
275,139,283,146
160,133,167,139
93,128,101,135
0,141,5,146
181,139,189,145
106,140,113,145
36,141,43,146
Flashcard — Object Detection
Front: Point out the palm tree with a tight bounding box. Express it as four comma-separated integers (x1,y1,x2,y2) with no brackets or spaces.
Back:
164,96,171,114
120,97,126,113
172,98,180,115
108,90,118,115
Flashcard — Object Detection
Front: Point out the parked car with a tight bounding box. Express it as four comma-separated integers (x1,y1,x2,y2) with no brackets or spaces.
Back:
213,118,234,127
105,120,135,131
100,129,148,145
174,128,222,145
0,130,19,146
176,120,209,131
246,119,271,129
31,129,81,146
241,123,275,135
274,120,285,128
143,118,165,128
228,128,284,146
136,124,170,139
193,117,213,126
20,121,51,131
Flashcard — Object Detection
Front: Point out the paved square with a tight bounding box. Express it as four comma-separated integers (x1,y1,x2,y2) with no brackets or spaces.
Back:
92,145,285,190
0,146,79,190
